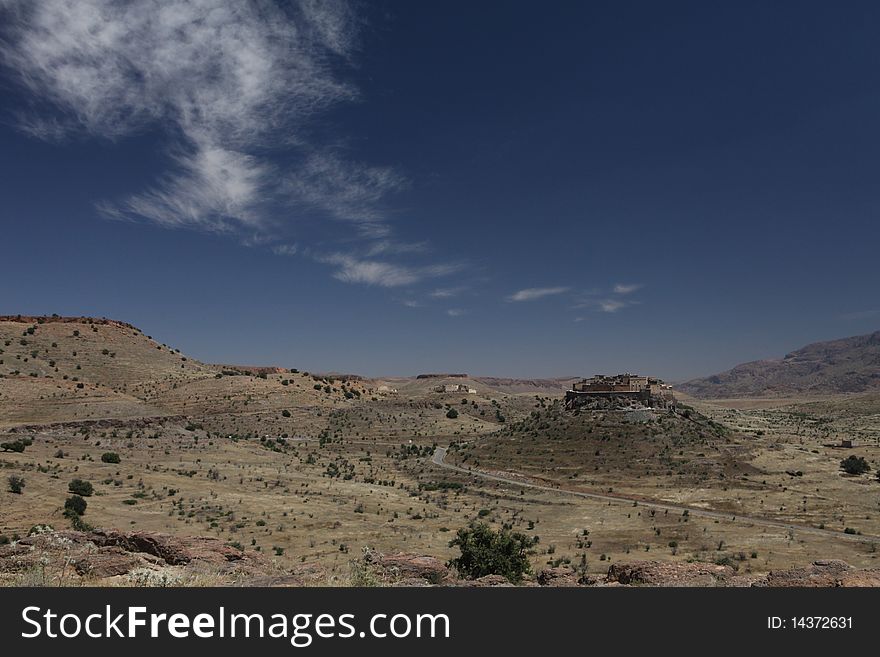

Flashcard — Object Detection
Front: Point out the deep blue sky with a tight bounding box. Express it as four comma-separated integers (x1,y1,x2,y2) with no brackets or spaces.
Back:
0,1,878,380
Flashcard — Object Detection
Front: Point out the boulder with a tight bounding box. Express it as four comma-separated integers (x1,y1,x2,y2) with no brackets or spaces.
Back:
73,546,147,578
761,560,880,587
537,566,581,587
606,561,734,586
364,550,450,584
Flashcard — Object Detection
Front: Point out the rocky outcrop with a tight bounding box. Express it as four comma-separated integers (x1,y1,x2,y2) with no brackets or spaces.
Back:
760,560,880,587
606,561,735,586
0,529,272,585
362,549,451,585
73,546,150,578
537,566,585,587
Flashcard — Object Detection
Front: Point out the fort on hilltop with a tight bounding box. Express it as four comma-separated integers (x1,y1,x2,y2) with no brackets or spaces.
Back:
565,373,675,410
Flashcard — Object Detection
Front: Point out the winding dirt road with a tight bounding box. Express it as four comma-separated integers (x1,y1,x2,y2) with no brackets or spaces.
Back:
431,446,879,544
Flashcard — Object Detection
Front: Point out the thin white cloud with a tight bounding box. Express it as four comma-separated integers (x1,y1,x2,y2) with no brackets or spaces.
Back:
570,283,645,314
446,308,466,317
320,253,462,288
507,286,569,302
365,240,428,257
613,283,643,295
271,244,299,256
430,286,465,299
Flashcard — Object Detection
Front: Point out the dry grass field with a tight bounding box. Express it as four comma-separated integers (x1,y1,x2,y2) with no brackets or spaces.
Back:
2,317,879,585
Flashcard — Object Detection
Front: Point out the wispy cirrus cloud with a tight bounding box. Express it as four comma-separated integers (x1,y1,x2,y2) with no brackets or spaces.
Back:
271,244,299,256
613,283,643,295
1,0,445,283
285,151,407,235
1,1,366,232
429,286,466,299
570,283,645,315
365,239,429,257
446,308,466,317
319,253,462,288
507,286,569,302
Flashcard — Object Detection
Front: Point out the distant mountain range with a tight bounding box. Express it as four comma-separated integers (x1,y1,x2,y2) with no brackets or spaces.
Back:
679,330,880,398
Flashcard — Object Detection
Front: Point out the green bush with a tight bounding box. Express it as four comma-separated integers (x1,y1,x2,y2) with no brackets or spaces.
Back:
101,452,121,464
64,495,87,516
68,479,94,497
840,455,870,476
1,440,27,453
446,408,459,419
448,522,536,583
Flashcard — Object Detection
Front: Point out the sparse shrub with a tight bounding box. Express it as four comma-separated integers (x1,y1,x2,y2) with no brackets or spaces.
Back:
68,479,94,497
7,475,25,494
446,409,459,419
101,452,121,464
282,410,291,418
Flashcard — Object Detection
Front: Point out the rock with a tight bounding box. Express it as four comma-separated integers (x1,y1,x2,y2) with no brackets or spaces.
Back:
73,546,147,578
606,561,734,586
241,563,330,587
92,531,193,565
364,550,450,584
0,529,274,585
761,560,880,587
472,574,514,586
537,566,581,587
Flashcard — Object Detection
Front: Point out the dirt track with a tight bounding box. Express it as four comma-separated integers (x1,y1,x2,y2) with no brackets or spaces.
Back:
431,446,880,545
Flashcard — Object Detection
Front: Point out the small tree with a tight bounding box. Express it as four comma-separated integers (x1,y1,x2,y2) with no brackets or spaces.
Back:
841,455,870,476
68,479,94,497
448,522,536,583
7,475,25,494
64,495,87,516
101,452,121,464
446,408,459,419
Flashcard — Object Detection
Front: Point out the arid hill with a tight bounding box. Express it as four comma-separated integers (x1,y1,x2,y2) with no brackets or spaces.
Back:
0,315,370,430
679,330,880,398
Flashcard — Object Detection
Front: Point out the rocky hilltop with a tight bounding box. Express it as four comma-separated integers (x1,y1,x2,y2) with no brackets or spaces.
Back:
680,330,880,398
